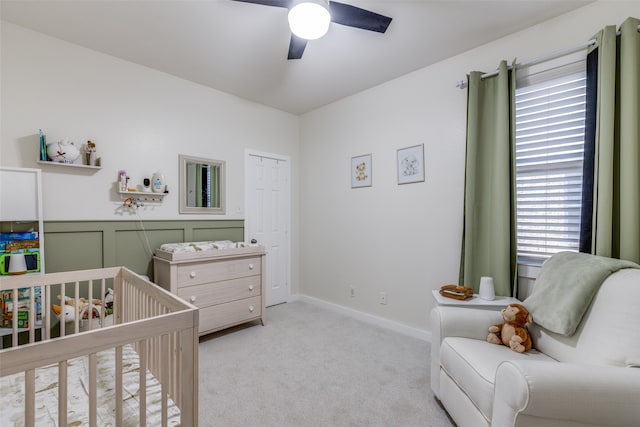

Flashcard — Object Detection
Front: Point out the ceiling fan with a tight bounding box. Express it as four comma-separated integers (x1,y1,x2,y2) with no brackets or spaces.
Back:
231,0,392,60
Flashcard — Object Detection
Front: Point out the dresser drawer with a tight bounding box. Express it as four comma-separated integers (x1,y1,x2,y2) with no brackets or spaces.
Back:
177,276,260,308
177,257,261,286
199,295,262,334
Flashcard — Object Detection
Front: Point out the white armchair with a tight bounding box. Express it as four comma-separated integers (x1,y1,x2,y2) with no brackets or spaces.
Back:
430,267,640,427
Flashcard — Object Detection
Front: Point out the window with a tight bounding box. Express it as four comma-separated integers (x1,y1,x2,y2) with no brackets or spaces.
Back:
515,56,587,264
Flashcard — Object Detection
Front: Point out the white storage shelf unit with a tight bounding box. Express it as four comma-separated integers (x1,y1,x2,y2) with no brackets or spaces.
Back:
0,167,45,343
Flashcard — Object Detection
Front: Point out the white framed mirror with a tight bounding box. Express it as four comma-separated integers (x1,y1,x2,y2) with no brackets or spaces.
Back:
179,154,226,214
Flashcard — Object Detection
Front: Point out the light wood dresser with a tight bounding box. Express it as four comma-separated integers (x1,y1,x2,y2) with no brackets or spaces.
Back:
153,246,266,336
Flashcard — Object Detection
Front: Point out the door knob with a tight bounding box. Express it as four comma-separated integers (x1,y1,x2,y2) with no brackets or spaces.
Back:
251,239,257,244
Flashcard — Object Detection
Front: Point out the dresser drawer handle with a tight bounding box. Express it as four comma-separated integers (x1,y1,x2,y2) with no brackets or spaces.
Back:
248,263,254,270
190,296,196,303
248,285,254,291
189,271,196,279
249,305,255,312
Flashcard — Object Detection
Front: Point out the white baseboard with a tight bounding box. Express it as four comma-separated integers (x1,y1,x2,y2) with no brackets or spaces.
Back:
290,294,431,342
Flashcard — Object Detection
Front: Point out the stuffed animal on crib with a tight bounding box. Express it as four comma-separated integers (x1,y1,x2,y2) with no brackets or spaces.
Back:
487,303,533,353
55,295,103,320
52,303,78,321
104,288,114,315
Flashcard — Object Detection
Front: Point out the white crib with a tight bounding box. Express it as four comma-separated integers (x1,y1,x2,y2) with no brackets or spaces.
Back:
0,267,199,426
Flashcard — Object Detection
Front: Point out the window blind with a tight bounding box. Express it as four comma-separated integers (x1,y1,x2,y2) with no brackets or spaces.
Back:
515,61,587,263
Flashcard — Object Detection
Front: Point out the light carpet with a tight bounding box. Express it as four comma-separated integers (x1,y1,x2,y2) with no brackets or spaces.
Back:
198,300,454,426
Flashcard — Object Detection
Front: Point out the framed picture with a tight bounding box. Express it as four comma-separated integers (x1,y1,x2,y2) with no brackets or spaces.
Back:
397,144,425,185
351,154,372,188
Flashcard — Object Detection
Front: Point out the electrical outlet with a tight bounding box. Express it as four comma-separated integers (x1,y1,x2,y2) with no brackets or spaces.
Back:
380,292,387,305
350,286,355,298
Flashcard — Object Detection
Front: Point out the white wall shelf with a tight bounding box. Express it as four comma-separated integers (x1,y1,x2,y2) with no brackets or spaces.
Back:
37,160,101,170
117,190,167,202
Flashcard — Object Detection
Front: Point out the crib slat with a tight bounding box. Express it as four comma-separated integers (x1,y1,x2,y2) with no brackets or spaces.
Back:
116,346,123,424
25,368,35,427
89,352,97,426
162,333,169,427
73,281,80,333
11,288,18,347
88,279,94,331
170,331,177,402
100,278,106,323
44,284,50,340
175,331,182,405
60,282,66,337
180,326,198,427
114,273,122,326
139,339,147,426
28,287,35,343
58,360,68,426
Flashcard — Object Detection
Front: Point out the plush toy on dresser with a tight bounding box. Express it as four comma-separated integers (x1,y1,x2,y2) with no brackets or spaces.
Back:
487,303,533,353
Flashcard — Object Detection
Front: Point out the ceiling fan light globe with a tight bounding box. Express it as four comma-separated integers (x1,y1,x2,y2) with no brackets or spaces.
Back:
288,1,331,40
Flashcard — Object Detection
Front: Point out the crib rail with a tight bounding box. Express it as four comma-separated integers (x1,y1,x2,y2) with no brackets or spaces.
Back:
0,267,199,427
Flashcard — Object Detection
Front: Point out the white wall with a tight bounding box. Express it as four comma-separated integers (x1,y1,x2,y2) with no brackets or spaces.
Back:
0,21,301,292
1,21,299,221
298,1,640,333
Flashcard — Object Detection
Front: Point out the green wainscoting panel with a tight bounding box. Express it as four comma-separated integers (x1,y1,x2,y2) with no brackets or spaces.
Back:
114,228,184,278
192,225,244,242
45,231,104,272
44,220,244,280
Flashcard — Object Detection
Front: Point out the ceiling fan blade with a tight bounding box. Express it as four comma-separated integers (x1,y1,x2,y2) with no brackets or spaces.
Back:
329,1,392,33
231,0,290,7
288,34,308,59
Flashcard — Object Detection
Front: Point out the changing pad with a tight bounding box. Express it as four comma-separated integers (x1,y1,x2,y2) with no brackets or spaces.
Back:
158,240,260,254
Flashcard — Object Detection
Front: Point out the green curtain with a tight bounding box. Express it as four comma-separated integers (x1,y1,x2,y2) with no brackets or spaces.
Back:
589,17,640,264
459,60,518,296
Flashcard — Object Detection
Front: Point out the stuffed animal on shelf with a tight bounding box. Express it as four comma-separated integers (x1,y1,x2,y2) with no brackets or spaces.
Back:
487,303,533,353
46,139,80,163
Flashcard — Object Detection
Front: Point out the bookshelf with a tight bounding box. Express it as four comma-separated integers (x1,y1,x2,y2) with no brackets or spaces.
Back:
0,167,45,346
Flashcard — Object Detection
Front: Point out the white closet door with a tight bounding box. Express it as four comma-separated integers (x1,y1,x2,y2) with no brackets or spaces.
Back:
245,153,290,307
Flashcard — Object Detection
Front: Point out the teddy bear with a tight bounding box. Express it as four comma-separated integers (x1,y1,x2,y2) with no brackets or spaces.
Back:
487,303,533,353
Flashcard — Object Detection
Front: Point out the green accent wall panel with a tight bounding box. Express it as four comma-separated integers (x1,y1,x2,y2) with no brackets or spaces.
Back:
192,226,244,242
44,220,244,280
115,228,183,278
45,231,103,273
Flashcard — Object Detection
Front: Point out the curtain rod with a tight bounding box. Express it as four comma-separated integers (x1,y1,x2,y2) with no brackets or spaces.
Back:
456,24,640,89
